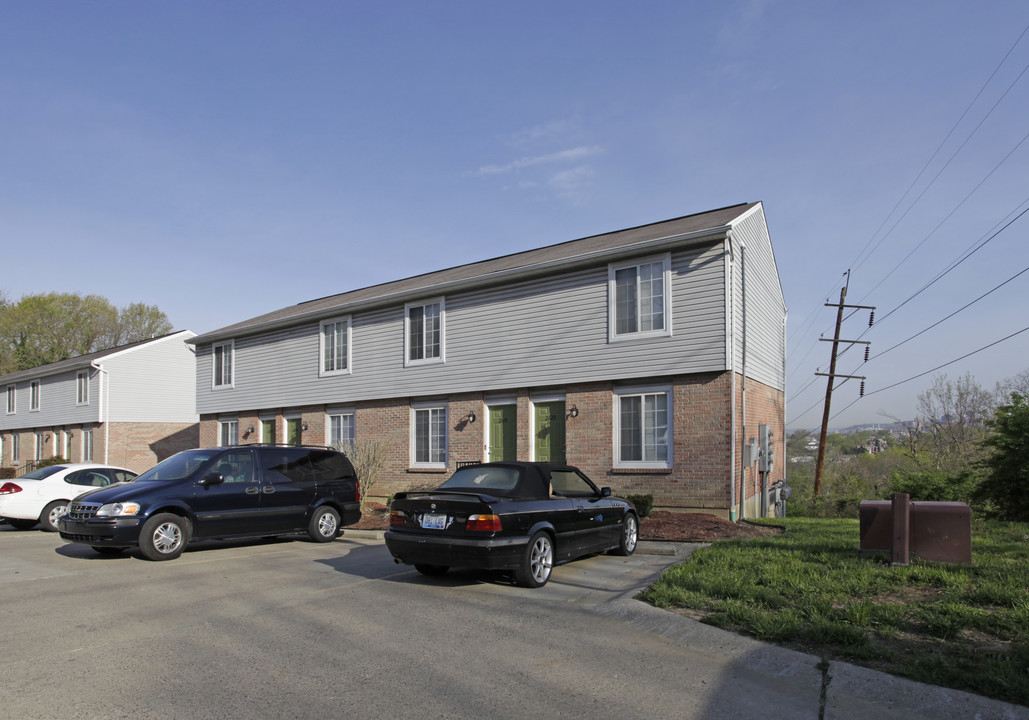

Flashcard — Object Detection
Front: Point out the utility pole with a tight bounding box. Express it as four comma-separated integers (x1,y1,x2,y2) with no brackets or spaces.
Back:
813,272,874,495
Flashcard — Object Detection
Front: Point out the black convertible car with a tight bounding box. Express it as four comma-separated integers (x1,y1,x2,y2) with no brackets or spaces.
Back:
384,462,639,587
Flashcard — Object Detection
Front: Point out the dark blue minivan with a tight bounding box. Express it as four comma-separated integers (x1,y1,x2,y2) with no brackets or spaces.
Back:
59,445,361,560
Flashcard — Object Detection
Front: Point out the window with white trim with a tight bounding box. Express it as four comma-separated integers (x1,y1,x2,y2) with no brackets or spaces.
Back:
81,430,93,462
213,341,234,388
411,404,447,467
34,432,46,462
319,317,351,376
30,380,41,411
63,430,72,459
5,385,14,414
405,299,444,365
13,433,21,462
615,387,672,468
76,371,89,405
327,410,355,448
219,418,239,447
609,255,671,340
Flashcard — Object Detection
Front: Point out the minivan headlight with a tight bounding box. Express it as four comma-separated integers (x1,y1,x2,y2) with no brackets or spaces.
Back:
95,502,141,517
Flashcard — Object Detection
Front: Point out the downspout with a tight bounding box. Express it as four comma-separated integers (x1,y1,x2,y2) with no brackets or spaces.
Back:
728,235,737,521
738,232,749,521
90,361,109,464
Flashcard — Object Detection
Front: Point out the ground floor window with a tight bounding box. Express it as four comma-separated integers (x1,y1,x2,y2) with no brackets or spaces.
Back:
219,419,238,447
63,430,72,459
82,430,93,462
12,433,20,462
328,410,355,448
412,404,447,467
615,386,671,468
35,432,46,461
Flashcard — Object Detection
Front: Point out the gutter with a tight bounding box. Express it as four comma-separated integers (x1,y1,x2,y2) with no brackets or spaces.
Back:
189,225,733,346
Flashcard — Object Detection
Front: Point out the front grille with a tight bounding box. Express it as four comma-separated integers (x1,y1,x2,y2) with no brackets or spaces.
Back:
61,533,98,542
67,502,102,520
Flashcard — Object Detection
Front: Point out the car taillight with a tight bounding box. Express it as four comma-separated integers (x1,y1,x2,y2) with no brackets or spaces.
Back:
0,482,22,495
389,510,407,527
465,514,501,532
355,480,361,504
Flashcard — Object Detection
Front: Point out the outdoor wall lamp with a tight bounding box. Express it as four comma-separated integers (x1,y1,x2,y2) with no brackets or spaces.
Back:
301,422,308,431
567,406,579,419
44,433,51,441
246,425,255,434
465,412,476,423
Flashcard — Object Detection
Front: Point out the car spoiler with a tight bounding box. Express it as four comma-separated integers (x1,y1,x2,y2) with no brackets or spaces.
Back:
393,490,501,504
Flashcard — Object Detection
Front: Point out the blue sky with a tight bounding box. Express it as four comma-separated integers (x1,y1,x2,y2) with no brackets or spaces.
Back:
3,1,1029,430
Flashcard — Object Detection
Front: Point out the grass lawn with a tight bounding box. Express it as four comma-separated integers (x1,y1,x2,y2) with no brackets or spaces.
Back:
638,517,1029,708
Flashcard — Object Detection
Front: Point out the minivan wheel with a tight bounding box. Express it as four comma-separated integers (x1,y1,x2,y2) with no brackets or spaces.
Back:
308,506,340,542
139,513,188,561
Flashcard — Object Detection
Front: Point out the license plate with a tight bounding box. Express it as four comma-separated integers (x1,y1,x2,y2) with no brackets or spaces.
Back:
421,513,448,529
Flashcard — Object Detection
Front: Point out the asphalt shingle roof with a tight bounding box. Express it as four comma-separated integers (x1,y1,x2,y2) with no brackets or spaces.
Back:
191,202,758,344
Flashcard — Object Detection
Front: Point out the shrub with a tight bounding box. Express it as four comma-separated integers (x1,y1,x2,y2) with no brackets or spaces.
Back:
623,493,654,517
35,456,70,470
0,466,16,479
891,468,981,505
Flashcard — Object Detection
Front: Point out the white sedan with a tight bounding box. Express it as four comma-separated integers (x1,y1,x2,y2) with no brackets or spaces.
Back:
0,464,138,532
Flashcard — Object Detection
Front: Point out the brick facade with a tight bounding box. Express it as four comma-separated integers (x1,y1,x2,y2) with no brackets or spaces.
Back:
1,422,199,474
197,371,785,518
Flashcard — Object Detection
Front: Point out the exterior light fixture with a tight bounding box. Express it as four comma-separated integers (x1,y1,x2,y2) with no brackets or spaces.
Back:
567,406,579,419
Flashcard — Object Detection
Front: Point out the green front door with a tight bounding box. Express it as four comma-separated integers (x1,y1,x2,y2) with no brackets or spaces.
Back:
287,418,303,446
488,405,517,462
534,402,566,463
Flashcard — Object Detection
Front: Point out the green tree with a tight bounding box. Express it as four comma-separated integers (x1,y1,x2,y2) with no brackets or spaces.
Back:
976,392,1029,521
0,292,173,373
117,303,173,344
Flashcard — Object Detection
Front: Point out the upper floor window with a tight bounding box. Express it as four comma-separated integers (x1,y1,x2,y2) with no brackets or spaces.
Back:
213,341,234,388
30,381,41,411
609,255,671,340
76,371,89,405
320,317,351,376
615,386,672,469
405,299,444,366
5,385,14,414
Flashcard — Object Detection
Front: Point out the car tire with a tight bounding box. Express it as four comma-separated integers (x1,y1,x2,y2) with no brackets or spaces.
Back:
614,513,639,556
40,500,70,532
139,513,189,561
92,546,125,556
307,506,340,542
414,564,449,576
6,518,38,530
515,531,554,588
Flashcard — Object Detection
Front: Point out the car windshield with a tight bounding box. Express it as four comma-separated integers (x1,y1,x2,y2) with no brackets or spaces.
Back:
19,466,66,480
132,450,221,483
437,466,521,494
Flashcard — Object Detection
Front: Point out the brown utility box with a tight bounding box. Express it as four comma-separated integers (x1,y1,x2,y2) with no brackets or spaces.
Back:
859,500,972,564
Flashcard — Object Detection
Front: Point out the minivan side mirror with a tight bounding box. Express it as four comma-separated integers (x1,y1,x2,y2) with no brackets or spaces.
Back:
198,473,225,487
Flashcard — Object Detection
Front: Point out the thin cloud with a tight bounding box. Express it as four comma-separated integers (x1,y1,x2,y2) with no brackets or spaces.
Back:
475,146,605,176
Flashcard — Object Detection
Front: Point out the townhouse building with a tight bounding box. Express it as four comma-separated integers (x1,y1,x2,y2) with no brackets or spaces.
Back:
0,331,200,473
189,203,786,518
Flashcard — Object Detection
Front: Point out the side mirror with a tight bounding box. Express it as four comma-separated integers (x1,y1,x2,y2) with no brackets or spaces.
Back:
198,473,225,487
600,487,612,498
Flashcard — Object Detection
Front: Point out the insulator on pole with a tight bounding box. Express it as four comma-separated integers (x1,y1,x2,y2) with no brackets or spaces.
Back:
860,381,866,397
864,346,870,362
868,311,875,327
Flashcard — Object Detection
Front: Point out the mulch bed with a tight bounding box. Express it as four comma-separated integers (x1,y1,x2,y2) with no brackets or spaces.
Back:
350,507,781,542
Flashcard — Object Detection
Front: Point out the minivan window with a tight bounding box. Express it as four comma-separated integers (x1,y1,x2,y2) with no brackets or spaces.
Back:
133,449,222,483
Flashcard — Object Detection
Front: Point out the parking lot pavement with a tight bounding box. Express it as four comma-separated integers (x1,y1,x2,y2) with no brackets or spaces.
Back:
1,527,1025,720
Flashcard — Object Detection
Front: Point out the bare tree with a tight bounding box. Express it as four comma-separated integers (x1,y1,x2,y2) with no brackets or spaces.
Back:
911,373,993,473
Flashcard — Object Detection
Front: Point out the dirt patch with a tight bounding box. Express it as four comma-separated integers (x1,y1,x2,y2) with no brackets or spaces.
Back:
350,507,781,542
640,511,781,542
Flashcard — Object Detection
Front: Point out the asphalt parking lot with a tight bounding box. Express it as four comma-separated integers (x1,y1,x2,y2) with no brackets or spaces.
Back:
1,525,1025,720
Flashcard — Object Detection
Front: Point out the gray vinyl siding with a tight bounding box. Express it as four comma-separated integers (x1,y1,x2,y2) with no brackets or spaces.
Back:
103,335,199,423
0,372,100,430
195,240,729,414
730,205,787,390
